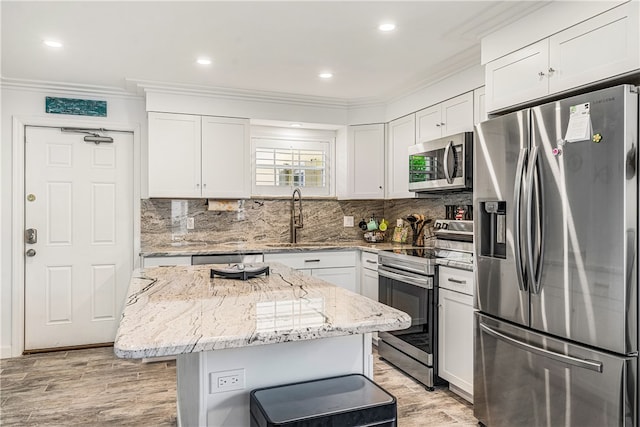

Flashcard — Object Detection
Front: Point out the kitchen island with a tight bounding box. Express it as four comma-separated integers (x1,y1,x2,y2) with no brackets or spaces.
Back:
114,262,410,427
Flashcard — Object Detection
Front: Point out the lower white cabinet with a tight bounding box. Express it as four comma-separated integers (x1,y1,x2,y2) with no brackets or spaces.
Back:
438,266,474,402
360,251,379,343
360,251,379,302
141,255,192,267
264,251,358,293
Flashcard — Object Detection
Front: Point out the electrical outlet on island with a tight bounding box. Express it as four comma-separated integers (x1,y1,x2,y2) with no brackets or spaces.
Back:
187,217,195,230
343,216,354,227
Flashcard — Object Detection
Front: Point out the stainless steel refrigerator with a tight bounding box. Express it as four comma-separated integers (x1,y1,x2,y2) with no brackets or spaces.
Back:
474,85,638,426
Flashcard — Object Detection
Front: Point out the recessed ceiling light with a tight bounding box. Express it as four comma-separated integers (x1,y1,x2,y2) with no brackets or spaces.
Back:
43,39,63,48
318,72,333,79
378,23,396,32
290,123,302,128
196,57,212,65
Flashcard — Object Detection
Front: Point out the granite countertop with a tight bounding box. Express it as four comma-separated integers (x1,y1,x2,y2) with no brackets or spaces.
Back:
140,240,417,257
114,262,411,359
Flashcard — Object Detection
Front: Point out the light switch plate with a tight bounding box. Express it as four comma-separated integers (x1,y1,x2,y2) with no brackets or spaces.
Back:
343,216,354,227
187,217,195,230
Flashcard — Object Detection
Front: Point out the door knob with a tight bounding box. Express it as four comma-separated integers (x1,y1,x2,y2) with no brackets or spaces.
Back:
26,249,36,257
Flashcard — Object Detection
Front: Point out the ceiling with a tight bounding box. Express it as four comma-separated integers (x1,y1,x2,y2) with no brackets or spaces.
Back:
1,1,550,103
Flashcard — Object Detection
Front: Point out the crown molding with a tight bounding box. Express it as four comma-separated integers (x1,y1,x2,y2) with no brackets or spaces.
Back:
128,79,359,108
0,77,142,99
384,44,481,104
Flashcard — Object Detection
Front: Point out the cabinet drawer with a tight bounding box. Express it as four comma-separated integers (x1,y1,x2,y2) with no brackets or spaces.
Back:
264,250,357,270
142,255,192,267
361,251,379,271
438,266,474,295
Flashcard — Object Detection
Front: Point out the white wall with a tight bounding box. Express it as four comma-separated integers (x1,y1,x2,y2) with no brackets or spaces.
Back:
0,84,146,357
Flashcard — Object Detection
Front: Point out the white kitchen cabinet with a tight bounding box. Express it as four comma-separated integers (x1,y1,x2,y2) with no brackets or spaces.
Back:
141,255,192,267
148,112,202,198
386,114,415,199
485,2,639,112
416,92,474,143
473,87,487,125
360,251,379,343
345,124,385,199
264,251,358,293
201,116,250,198
360,251,379,302
148,112,250,198
438,266,474,402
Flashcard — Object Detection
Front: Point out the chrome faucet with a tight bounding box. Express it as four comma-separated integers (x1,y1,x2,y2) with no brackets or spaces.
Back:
290,187,303,243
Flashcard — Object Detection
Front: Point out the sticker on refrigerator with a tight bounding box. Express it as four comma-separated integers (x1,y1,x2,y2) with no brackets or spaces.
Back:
564,103,592,143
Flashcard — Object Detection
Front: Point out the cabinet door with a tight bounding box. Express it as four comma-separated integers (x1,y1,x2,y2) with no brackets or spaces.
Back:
438,288,474,398
473,87,487,125
441,92,474,136
201,116,250,199
386,114,416,199
416,105,442,143
148,112,202,198
361,268,379,301
548,2,639,95
312,267,358,293
485,39,549,112
346,124,385,199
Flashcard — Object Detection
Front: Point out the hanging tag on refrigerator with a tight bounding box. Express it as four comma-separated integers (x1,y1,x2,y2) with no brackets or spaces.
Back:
564,103,592,143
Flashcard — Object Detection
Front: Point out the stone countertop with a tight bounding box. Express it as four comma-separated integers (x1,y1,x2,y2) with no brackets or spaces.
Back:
114,263,411,359
140,241,417,257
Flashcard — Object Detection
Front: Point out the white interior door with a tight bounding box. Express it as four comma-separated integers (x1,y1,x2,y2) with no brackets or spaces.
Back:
24,126,133,351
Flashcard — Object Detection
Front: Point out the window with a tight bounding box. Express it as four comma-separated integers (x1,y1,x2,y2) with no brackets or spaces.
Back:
251,128,334,197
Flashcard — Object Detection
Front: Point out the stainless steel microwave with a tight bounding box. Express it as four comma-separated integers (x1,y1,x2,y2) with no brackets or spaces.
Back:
408,132,473,192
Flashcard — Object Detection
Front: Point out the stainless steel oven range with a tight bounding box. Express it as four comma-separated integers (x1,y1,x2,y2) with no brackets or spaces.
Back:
377,219,474,391
377,247,441,390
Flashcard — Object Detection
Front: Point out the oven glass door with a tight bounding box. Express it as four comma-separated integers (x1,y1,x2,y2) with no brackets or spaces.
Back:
409,143,463,187
379,267,434,356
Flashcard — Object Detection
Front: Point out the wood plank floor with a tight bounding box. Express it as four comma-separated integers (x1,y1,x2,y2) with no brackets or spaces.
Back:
1,346,476,426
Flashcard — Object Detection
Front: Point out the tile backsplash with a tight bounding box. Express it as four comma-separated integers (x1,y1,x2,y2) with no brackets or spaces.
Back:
141,193,472,249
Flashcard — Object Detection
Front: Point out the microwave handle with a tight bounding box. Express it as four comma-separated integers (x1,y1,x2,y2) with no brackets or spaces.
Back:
443,140,455,184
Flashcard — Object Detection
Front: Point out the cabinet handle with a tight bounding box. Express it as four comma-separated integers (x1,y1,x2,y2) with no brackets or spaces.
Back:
435,123,441,127
196,183,200,188
304,259,321,263
366,260,377,264
203,183,207,188
548,67,556,74
538,71,546,77
440,122,445,126
379,186,383,189
447,278,466,284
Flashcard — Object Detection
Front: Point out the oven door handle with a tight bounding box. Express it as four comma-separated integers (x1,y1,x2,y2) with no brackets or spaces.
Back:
378,267,433,289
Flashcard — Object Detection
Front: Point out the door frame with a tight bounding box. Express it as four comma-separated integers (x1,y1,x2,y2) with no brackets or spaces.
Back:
11,115,141,357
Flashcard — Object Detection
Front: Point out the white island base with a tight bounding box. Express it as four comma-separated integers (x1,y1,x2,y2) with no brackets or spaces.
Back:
177,333,374,427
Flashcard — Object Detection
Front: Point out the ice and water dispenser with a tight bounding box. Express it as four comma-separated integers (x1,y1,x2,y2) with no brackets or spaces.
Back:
479,201,506,259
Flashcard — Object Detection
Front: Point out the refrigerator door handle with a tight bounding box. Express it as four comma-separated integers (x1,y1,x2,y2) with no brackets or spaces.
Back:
525,145,543,294
513,147,528,291
479,323,603,372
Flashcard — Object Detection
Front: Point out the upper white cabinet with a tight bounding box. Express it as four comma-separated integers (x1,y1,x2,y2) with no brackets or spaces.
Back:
345,124,385,199
485,2,639,112
148,112,250,198
473,87,487,125
201,116,250,199
148,112,202,198
416,92,474,143
386,114,415,199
